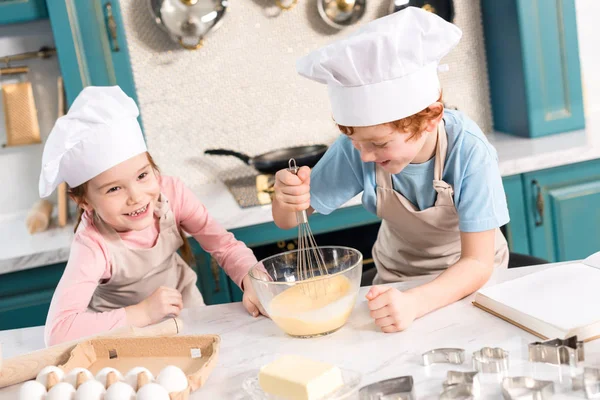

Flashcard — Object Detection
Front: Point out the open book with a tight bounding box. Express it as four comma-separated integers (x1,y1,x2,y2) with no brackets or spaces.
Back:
473,251,600,342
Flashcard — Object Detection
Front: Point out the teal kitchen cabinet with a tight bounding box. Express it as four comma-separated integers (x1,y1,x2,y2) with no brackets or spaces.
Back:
0,0,48,25
502,175,530,255
45,0,138,109
523,158,600,263
0,262,65,331
481,0,585,138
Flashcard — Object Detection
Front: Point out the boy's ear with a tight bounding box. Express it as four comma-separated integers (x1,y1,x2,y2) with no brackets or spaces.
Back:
425,102,444,132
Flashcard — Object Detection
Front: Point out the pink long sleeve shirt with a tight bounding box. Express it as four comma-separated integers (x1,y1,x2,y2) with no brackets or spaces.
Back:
44,176,257,346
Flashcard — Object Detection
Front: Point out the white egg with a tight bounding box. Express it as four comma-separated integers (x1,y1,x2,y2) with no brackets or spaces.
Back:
95,367,124,388
46,382,76,400
75,379,106,400
135,383,169,400
104,381,135,400
19,380,47,400
124,367,154,391
36,366,65,389
63,368,94,388
156,365,188,393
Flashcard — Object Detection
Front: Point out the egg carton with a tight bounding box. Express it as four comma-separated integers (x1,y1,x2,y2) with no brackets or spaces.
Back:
18,335,220,400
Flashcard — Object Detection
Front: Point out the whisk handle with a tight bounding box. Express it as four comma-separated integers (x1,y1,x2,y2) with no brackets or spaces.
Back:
288,158,309,224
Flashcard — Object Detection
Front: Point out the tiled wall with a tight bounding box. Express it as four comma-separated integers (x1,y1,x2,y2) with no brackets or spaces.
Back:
119,0,493,186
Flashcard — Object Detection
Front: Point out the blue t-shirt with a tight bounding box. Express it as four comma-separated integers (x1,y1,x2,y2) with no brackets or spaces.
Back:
310,109,509,232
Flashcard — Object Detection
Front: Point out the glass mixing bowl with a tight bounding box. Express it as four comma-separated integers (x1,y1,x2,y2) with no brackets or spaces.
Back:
248,246,363,338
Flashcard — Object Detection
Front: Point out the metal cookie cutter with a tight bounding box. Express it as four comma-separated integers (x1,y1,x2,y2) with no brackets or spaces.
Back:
440,384,477,400
422,348,465,366
528,336,584,366
472,347,509,373
572,367,600,399
440,371,480,399
358,376,415,400
501,376,554,400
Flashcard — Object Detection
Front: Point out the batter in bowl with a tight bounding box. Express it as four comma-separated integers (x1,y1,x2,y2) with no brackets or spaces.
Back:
269,274,356,337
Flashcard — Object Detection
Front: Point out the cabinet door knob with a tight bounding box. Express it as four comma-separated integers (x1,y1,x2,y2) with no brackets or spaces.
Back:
104,2,120,52
532,180,544,227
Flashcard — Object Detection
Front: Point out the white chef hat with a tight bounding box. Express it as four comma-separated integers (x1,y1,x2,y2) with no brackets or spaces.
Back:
39,86,147,198
296,6,462,127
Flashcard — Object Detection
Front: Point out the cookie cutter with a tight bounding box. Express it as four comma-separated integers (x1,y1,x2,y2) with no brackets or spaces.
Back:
422,348,465,366
440,384,477,400
443,371,479,388
572,367,600,399
528,336,584,366
440,371,480,399
472,347,509,373
501,376,554,400
358,376,415,400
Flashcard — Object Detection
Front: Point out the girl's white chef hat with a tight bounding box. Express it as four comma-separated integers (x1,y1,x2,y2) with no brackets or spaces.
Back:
296,6,462,127
39,86,147,198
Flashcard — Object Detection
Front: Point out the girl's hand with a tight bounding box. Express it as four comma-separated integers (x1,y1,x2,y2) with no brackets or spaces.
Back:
273,166,311,212
366,286,419,333
126,286,183,327
242,273,268,318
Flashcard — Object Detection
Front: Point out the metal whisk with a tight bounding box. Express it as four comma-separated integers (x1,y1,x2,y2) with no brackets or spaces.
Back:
288,159,329,296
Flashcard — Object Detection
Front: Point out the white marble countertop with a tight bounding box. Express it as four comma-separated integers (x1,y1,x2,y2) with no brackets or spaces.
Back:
0,264,598,399
2,112,600,276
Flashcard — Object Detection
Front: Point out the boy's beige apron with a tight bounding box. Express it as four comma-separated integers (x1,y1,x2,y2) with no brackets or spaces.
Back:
372,122,509,284
89,194,204,312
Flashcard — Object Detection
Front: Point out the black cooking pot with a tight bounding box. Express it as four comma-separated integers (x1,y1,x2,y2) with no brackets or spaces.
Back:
204,145,328,175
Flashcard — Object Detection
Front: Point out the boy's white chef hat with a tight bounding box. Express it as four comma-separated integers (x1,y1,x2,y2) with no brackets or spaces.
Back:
39,86,147,198
296,6,462,127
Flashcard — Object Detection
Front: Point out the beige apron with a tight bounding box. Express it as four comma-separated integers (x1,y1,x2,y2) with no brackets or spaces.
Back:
372,122,509,284
89,193,204,312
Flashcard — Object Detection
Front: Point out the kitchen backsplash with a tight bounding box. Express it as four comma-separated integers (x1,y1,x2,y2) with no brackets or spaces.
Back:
0,20,60,215
118,0,493,186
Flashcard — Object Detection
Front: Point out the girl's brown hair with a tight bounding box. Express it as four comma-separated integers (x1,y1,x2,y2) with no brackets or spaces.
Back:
70,152,194,265
337,93,444,140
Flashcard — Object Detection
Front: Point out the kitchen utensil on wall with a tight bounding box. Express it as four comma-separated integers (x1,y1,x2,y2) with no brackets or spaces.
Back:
25,199,54,234
389,0,454,23
317,0,366,30
0,66,41,147
0,317,182,389
149,0,228,50
204,144,328,175
275,0,298,11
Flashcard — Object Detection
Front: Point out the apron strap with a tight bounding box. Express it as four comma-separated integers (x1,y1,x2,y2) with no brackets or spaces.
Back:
433,121,448,182
375,159,393,189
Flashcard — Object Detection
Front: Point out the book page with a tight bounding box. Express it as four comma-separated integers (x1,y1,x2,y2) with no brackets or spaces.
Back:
477,263,600,331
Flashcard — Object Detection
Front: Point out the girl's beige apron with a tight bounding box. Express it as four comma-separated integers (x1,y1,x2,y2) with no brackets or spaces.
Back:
89,194,204,312
372,123,509,284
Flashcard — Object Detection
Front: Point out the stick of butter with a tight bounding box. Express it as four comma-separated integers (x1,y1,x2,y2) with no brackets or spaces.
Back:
258,355,344,400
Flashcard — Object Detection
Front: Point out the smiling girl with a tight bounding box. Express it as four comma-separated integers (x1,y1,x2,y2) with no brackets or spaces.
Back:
40,86,264,346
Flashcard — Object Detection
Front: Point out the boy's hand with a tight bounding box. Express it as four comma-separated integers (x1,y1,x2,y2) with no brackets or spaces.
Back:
366,286,418,333
273,166,311,212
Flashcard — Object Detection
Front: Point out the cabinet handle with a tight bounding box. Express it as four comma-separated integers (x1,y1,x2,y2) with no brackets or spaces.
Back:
104,2,120,52
210,258,221,293
532,180,544,226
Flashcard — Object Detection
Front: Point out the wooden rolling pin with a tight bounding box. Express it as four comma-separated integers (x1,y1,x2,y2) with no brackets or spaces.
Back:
0,317,182,388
